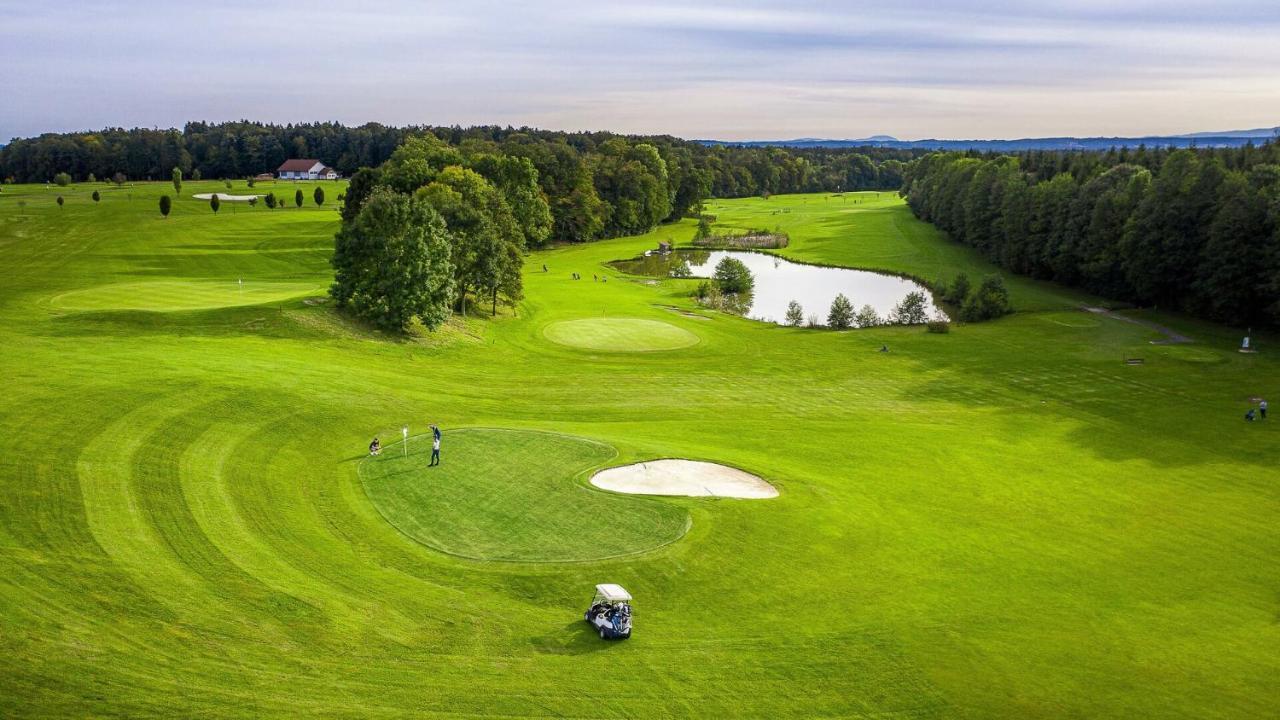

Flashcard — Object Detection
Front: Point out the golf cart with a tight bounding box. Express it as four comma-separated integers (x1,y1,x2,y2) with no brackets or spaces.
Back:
584,583,632,640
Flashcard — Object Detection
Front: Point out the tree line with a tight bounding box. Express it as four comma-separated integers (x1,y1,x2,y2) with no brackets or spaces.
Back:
903,143,1280,325
1,122,920,241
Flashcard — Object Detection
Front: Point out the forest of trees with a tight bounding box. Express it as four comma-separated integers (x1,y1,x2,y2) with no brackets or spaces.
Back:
903,143,1280,325
0,122,918,240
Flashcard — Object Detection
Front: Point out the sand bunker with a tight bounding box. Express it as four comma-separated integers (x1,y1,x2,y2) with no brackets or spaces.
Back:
591,460,777,499
192,193,262,202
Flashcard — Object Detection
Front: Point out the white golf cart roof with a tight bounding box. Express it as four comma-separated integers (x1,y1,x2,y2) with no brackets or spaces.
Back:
594,583,632,602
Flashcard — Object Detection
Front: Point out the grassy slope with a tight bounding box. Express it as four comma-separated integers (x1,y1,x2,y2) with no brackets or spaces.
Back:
0,183,1277,718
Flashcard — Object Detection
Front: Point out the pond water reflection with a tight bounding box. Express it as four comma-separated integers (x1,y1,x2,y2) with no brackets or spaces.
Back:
611,249,946,326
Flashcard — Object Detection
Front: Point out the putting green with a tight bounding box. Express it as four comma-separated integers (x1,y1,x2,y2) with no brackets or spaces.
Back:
360,428,690,562
543,317,699,351
50,279,319,312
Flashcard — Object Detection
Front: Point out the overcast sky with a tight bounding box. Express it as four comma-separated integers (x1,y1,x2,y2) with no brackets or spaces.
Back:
3,0,1279,142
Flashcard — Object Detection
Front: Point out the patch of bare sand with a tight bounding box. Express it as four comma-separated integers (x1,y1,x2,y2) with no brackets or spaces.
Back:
591,459,777,499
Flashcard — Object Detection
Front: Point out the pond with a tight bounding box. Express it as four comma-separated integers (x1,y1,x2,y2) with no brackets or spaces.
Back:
611,250,946,326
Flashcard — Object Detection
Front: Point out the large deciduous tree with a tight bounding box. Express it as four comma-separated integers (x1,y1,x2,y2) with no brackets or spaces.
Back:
330,188,454,331
466,153,552,248
415,166,525,316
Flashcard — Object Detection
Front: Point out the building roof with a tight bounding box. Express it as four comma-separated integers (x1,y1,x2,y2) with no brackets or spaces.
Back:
277,159,322,172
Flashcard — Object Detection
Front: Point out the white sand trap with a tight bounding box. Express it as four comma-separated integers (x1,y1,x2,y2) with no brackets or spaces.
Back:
192,193,262,202
591,460,777,499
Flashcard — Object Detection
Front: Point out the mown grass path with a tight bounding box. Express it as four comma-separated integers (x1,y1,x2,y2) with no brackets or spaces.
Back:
0,183,1276,717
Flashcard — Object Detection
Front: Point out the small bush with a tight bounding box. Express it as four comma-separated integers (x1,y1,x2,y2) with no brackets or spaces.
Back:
295,189,304,208
855,304,881,328
56,195,65,208
926,319,951,334
827,294,854,329
314,187,325,206
210,194,221,214
945,273,971,305
713,256,754,294
961,276,1012,322
159,195,172,217
890,291,929,325
87,173,96,183
91,190,100,203
53,172,71,186
784,300,805,327
694,215,712,241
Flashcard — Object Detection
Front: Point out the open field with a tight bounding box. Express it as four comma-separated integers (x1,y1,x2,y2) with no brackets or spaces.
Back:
0,184,1277,717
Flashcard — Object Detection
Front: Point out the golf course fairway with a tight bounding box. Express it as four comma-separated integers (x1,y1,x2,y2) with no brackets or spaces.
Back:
50,279,320,312
0,182,1277,718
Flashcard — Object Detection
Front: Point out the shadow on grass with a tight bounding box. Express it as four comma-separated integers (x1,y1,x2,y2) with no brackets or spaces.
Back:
529,620,619,655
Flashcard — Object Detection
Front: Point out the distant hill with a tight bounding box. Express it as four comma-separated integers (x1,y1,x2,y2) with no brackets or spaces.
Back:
1175,127,1280,139
701,127,1280,151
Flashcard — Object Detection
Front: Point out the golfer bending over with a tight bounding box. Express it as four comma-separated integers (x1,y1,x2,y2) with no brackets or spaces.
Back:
430,424,442,466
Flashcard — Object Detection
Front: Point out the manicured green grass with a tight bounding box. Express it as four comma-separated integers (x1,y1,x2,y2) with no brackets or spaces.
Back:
361,428,688,561
542,317,701,352
1,184,1277,718
50,279,321,311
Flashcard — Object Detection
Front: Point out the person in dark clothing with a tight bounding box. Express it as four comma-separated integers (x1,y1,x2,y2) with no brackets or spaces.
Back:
1245,409,1256,421
369,438,381,456
429,424,442,466
1260,399,1268,420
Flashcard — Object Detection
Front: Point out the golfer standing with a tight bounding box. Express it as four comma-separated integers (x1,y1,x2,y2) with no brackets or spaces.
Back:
1261,399,1268,420
430,424,442,466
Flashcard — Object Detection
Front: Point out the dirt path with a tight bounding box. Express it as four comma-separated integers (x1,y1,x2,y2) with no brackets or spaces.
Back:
1082,306,1192,344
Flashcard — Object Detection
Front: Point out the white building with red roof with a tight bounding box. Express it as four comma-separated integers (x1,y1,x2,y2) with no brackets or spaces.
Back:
277,159,338,180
